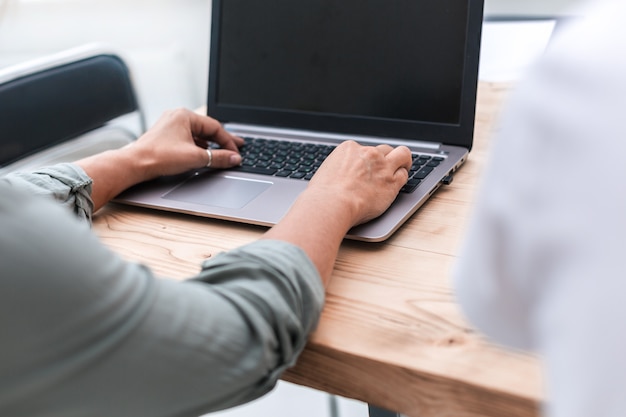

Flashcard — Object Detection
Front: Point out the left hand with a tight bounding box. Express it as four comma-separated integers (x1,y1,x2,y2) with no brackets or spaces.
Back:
126,108,244,180
76,108,244,211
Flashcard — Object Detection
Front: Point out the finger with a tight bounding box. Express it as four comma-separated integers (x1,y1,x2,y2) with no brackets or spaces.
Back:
193,136,211,149
206,149,243,169
212,130,245,151
188,112,243,152
395,166,410,184
192,135,243,151
187,111,221,137
386,146,413,171
375,144,395,155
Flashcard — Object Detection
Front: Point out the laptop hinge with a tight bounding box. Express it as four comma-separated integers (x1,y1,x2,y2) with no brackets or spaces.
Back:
223,123,443,150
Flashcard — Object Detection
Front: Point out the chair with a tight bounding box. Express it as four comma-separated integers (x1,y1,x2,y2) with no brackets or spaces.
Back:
0,44,146,175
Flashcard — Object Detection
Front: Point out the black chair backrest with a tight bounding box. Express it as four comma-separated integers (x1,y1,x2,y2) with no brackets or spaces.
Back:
0,54,140,167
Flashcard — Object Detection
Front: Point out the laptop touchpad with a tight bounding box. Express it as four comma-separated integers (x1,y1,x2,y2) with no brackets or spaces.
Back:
163,174,272,209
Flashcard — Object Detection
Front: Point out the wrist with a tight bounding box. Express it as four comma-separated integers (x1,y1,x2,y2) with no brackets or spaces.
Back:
263,186,355,283
297,186,357,233
115,142,160,184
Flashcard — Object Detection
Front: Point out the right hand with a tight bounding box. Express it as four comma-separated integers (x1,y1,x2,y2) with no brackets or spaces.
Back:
263,140,412,282
308,140,412,226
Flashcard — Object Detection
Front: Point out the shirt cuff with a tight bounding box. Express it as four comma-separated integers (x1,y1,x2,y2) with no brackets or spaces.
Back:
2,163,94,223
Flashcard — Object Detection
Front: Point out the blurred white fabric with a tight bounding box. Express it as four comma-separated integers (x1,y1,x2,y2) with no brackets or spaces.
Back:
479,20,556,82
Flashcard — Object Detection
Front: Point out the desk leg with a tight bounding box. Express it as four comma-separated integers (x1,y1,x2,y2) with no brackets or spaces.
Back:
368,405,404,417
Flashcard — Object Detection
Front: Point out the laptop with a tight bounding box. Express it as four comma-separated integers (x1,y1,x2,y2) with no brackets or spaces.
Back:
116,0,484,242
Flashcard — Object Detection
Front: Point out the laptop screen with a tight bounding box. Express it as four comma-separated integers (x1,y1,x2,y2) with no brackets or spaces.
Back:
208,0,483,148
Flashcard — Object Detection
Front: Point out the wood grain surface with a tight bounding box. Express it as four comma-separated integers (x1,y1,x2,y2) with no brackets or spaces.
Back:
93,82,542,417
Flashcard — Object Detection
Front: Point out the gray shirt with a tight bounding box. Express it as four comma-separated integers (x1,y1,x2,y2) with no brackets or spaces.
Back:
0,163,324,417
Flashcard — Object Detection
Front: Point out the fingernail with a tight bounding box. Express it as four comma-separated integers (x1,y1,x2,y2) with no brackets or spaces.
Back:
230,154,242,166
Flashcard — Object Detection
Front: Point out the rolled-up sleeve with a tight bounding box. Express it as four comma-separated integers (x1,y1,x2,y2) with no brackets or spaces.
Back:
197,241,325,376
1,178,324,417
1,163,94,222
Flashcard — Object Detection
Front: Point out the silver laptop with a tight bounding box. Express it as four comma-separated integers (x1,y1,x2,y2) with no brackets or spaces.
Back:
116,0,484,242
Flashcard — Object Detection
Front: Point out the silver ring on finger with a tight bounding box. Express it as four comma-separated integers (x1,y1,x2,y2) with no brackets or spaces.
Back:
206,148,213,168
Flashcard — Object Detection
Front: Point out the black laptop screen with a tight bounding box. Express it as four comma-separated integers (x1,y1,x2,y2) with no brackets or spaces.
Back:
208,0,483,146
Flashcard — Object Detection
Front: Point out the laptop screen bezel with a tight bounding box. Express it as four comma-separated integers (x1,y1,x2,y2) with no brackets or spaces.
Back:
207,0,484,150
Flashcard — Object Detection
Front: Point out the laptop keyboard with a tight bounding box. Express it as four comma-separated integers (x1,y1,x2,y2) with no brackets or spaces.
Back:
228,136,443,193
233,137,334,180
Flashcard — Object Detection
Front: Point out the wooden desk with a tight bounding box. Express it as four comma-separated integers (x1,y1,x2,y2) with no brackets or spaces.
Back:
93,82,542,417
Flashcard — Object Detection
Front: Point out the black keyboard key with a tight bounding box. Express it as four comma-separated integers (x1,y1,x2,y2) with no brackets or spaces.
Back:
401,179,422,193
414,166,434,179
290,171,307,179
233,166,278,176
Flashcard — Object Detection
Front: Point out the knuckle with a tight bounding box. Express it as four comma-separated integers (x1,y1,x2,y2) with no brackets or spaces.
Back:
170,108,190,119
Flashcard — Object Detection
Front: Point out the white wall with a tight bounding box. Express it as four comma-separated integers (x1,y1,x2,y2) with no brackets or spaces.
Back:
0,0,212,126
485,0,584,16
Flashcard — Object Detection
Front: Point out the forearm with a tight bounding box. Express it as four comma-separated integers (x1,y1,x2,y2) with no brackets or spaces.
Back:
262,188,355,285
75,145,152,212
